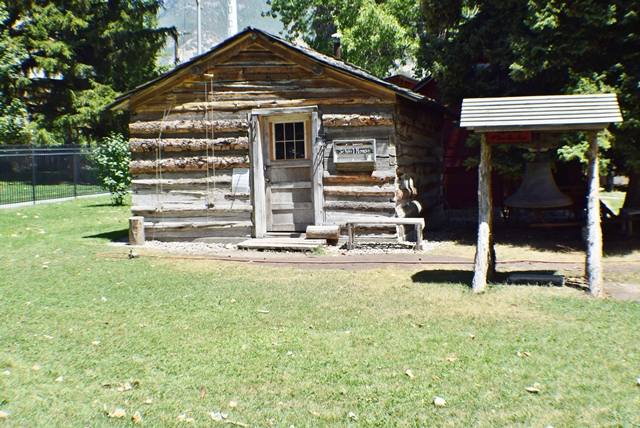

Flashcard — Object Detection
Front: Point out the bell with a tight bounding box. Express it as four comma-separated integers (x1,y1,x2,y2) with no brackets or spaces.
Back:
504,161,573,209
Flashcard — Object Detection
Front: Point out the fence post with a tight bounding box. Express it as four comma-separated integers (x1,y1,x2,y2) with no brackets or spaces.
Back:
73,144,78,198
31,144,36,204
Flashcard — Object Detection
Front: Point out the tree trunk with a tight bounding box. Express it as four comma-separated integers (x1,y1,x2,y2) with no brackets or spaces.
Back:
623,169,640,208
472,134,495,293
585,131,603,298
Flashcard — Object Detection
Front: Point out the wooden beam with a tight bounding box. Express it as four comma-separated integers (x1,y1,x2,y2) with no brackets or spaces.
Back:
396,162,446,175
146,97,393,113
585,131,603,297
324,201,395,212
129,119,249,135
130,156,249,174
129,137,249,152
322,113,393,127
252,34,396,101
121,35,259,110
472,134,495,293
249,115,266,238
324,186,395,198
310,111,324,226
323,171,395,184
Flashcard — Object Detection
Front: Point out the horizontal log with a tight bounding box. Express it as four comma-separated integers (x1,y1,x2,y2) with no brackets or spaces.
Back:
136,97,394,113
396,144,434,159
396,180,443,201
323,171,395,184
396,162,446,175
145,220,252,230
129,137,249,152
131,206,253,215
323,186,395,198
146,228,252,240
129,119,248,135
132,176,233,186
395,195,442,218
305,225,341,240
322,113,393,127
324,201,395,212
130,156,249,174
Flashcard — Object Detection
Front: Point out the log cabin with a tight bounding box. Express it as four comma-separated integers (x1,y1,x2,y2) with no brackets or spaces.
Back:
109,27,450,244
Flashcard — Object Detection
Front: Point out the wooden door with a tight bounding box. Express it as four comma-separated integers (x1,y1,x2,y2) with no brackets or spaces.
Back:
250,107,322,237
266,163,313,232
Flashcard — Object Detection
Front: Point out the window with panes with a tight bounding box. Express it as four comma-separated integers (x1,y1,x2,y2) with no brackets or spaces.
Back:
272,121,307,160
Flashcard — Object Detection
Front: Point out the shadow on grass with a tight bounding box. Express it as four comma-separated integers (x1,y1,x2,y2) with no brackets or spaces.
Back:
83,228,128,242
430,211,640,257
411,269,564,287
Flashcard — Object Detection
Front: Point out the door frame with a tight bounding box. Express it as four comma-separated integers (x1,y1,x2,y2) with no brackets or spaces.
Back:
249,106,323,238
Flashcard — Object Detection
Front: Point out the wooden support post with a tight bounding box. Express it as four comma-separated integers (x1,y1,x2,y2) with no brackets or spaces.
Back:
311,111,324,225
585,131,603,297
129,216,145,246
472,134,495,293
249,115,266,238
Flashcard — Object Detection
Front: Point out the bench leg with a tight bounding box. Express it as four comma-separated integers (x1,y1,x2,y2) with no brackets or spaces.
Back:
347,223,354,250
415,226,424,251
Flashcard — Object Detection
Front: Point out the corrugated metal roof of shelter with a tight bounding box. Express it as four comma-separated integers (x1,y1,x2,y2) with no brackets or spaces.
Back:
459,94,622,131
108,27,449,115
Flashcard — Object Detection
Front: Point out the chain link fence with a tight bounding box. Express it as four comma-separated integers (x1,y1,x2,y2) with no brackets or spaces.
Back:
0,145,105,206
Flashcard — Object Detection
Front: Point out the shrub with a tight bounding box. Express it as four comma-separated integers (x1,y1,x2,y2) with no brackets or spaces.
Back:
94,133,131,205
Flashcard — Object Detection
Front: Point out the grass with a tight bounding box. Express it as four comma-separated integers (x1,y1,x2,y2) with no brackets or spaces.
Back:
1,197,639,426
0,181,104,205
600,190,626,215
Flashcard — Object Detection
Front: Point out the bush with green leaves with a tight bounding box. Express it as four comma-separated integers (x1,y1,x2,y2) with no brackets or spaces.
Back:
94,133,131,205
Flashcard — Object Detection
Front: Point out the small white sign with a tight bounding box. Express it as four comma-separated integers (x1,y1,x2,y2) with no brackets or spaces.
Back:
231,168,250,194
333,139,376,164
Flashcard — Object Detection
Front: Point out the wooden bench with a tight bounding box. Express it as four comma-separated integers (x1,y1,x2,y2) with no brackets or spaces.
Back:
620,208,640,235
345,217,425,250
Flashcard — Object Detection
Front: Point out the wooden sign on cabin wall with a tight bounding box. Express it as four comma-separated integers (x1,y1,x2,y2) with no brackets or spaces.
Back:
332,139,376,165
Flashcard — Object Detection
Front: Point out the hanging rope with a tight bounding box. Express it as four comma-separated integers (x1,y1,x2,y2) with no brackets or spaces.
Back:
204,68,215,209
153,104,173,241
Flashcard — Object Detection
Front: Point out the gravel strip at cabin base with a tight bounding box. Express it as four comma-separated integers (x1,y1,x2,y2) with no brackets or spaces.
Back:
140,239,443,256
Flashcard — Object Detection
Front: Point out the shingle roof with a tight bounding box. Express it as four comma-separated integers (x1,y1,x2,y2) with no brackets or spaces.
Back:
459,94,622,131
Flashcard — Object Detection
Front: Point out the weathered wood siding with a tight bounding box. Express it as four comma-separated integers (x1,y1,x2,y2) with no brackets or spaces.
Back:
394,97,445,238
321,106,398,239
129,42,403,241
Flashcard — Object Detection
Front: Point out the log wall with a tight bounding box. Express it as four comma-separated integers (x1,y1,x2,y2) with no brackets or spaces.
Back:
394,97,445,237
127,41,444,242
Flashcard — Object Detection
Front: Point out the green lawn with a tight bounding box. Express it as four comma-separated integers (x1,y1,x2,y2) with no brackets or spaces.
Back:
0,181,104,205
0,197,639,426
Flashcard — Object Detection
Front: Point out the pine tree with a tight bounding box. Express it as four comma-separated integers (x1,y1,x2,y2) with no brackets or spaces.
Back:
419,0,640,207
0,0,175,146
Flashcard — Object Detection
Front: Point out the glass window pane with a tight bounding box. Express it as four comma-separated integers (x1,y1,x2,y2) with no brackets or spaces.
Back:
286,141,295,159
285,122,294,140
295,122,304,140
275,141,284,159
274,123,284,141
295,140,305,158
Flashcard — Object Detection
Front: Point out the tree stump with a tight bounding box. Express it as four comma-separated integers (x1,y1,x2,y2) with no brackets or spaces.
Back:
129,216,145,246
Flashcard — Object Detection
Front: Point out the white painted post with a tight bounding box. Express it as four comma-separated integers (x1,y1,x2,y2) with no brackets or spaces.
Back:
585,131,603,297
472,134,495,293
196,0,202,55
228,0,238,37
